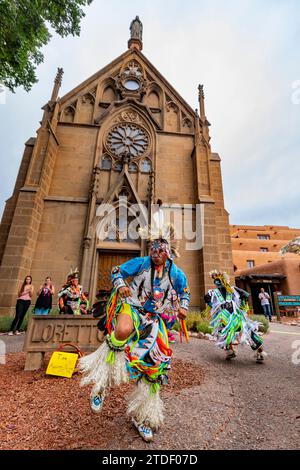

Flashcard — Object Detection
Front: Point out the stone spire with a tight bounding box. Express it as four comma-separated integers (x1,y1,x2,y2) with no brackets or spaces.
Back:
128,16,143,51
50,67,64,102
198,84,206,121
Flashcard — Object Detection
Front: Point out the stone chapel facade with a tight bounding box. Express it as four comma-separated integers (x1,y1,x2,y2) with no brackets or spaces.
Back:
0,19,233,315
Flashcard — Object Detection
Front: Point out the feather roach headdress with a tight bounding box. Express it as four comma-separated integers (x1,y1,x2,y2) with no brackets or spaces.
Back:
209,269,233,293
68,266,79,280
138,223,180,259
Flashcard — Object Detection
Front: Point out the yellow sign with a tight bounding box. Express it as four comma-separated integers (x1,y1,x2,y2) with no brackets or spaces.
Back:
46,351,78,378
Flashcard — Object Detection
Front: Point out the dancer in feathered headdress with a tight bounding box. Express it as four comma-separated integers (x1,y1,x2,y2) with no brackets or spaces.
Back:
204,270,267,363
79,204,190,442
58,267,87,315
138,220,182,344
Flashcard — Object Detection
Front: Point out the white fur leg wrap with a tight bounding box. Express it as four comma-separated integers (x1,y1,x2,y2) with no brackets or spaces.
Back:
127,380,164,430
79,341,128,394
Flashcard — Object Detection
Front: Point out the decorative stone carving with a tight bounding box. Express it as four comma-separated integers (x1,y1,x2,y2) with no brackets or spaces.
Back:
82,90,95,104
113,110,143,125
61,103,76,123
83,237,91,249
166,101,179,113
79,91,95,124
106,123,149,159
89,166,101,195
115,60,147,99
195,132,207,149
166,101,179,131
124,61,142,78
182,117,193,133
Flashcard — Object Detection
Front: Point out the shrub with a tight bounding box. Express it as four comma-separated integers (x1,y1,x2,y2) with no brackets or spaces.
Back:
173,310,212,333
0,308,35,333
0,316,13,333
196,320,213,334
172,310,268,336
198,306,212,320
248,314,269,333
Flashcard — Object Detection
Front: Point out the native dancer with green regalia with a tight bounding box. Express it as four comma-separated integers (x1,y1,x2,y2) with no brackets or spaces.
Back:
79,225,190,442
204,270,267,363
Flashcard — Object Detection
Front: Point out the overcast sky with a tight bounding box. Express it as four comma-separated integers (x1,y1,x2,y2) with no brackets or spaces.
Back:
0,0,299,227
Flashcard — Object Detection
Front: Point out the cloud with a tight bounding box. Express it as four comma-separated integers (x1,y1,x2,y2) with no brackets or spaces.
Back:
0,0,299,228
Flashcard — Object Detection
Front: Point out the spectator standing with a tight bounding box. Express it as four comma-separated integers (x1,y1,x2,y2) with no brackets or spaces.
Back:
34,277,55,315
8,275,34,335
259,288,272,321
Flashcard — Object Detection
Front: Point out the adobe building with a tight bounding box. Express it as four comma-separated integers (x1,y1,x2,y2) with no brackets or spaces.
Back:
231,225,300,314
235,259,300,315
0,18,233,316
231,224,300,272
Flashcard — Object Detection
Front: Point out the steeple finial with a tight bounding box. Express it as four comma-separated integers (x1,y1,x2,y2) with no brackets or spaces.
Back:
128,16,143,51
51,67,64,102
198,84,204,100
198,84,206,121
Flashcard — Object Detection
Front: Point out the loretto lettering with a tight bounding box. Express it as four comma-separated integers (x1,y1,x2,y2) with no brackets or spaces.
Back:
24,315,103,371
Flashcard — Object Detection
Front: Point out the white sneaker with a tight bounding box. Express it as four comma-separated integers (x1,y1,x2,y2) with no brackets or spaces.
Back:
90,393,104,413
132,418,153,442
8,331,14,336
15,331,21,335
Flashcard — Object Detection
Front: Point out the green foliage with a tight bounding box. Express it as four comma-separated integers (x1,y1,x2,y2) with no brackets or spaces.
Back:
173,310,212,334
0,308,34,332
196,320,213,335
0,0,93,92
0,316,13,332
173,310,268,336
248,314,269,333
0,307,62,332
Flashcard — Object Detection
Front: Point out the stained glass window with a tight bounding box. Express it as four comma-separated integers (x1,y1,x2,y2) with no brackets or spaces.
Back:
101,155,112,170
129,162,138,173
106,124,149,158
141,158,151,173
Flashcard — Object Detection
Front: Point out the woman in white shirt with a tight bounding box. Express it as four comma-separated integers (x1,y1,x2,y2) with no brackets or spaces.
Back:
258,288,272,321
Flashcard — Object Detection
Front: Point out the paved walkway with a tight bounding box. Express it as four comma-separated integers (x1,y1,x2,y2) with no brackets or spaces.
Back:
1,323,299,449
112,322,300,450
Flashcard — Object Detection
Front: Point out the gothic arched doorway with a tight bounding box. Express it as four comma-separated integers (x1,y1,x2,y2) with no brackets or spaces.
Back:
97,249,140,292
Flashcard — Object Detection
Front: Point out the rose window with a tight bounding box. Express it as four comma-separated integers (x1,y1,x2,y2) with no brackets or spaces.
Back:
106,124,149,158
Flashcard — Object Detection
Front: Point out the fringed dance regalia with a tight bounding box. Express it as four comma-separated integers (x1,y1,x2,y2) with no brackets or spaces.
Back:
79,254,190,438
204,270,265,362
205,287,263,350
58,268,86,315
58,284,83,315
160,307,178,343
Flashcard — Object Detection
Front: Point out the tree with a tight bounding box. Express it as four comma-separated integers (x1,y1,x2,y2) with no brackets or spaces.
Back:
0,0,93,92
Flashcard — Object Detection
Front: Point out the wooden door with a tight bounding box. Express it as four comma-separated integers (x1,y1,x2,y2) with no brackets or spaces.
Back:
97,250,140,292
